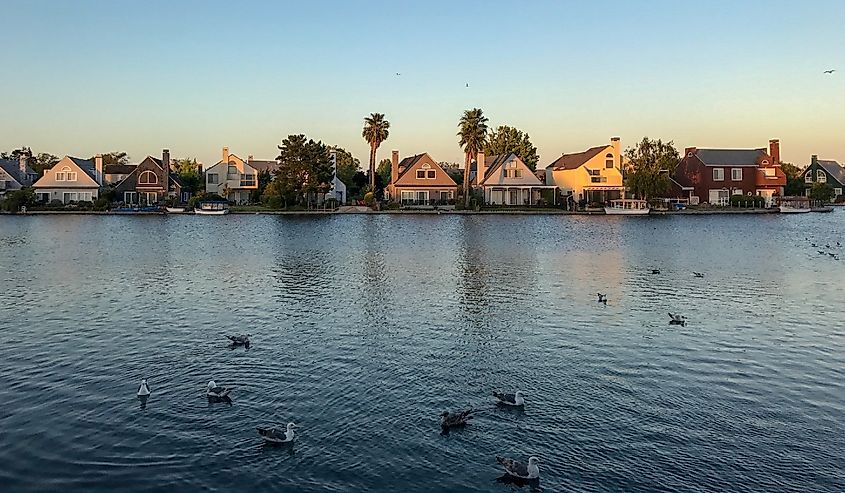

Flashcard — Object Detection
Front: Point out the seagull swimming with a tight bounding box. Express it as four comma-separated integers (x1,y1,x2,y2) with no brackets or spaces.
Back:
440,409,474,429
257,422,298,444
651,269,661,274
693,272,705,278
597,293,608,304
669,313,687,326
496,456,540,480
226,334,250,346
206,380,233,399
137,379,151,397
493,390,525,407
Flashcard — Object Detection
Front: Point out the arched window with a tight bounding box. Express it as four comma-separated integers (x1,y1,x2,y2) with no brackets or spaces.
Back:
55,165,77,181
138,170,158,185
605,153,614,169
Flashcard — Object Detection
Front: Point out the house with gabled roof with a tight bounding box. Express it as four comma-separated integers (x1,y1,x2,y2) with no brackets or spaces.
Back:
472,152,557,206
0,156,37,197
802,155,845,200
203,147,271,204
32,155,102,203
113,149,182,205
545,137,625,205
672,139,786,206
386,151,458,207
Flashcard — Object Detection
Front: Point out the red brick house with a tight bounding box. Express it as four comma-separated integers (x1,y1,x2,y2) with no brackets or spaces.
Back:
672,139,786,206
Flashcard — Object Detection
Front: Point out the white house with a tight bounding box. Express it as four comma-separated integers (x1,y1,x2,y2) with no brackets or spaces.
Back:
473,152,556,205
32,155,102,203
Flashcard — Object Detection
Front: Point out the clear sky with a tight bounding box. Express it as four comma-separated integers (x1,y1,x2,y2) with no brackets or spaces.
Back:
2,0,843,167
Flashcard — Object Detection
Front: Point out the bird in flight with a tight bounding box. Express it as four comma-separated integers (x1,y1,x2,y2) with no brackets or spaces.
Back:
823,69,836,74
395,72,401,76
466,83,469,88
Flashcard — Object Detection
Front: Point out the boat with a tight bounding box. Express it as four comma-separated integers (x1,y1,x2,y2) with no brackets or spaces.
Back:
811,206,834,213
777,197,811,214
113,206,162,214
195,201,230,215
165,206,187,213
604,199,650,215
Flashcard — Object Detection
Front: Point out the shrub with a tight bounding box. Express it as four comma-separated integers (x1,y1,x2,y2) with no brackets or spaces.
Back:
729,194,766,207
363,192,375,206
1,188,36,212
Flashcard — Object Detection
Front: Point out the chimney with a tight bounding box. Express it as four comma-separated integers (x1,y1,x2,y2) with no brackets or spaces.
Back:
162,149,171,191
222,146,229,164
95,154,103,185
476,151,486,184
247,154,253,163
684,147,697,157
769,139,780,166
391,150,399,184
610,137,620,165
811,154,818,165
18,154,28,185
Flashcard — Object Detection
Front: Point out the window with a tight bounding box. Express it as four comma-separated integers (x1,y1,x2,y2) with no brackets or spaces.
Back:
416,170,426,179
713,168,724,181
401,191,414,201
817,170,827,183
416,191,428,202
240,174,256,187
587,169,600,176
124,191,137,204
835,188,842,197
227,164,239,180
505,169,523,178
731,168,742,181
762,168,775,177
208,173,219,184
591,176,608,183
426,170,435,179
138,170,158,185
605,153,614,169
805,173,813,183
56,166,76,181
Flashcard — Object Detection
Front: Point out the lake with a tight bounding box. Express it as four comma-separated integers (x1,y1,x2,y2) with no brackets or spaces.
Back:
0,213,843,492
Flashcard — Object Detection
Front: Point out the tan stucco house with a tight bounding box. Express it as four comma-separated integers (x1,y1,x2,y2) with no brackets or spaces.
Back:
33,155,102,203
545,137,625,204
204,147,275,204
472,152,556,206
386,151,458,207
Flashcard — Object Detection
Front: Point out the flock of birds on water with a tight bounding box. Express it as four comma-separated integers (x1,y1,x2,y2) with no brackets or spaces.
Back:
807,238,841,261
134,334,542,482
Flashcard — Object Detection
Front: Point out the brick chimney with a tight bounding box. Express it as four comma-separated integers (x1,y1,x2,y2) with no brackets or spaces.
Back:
811,154,818,165
391,150,399,184
162,149,171,191
222,146,229,164
769,139,780,166
476,151,486,184
610,137,620,165
95,154,103,185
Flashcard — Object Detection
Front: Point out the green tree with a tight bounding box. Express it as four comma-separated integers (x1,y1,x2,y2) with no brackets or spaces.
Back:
779,161,806,196
171,158,203,196
334,147,360,186
1,147,32,160
100,152,130,165
458,108,489,207
32,153,60,176
362,113,390,190
809,182,834,203
250,169,273,203
272,134,334,208
376,158,391,187
482,125,539,170
624,137,680,200
1,188,35,212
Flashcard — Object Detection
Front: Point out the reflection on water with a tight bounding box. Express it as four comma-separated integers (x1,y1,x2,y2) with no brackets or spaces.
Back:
0,213,843,493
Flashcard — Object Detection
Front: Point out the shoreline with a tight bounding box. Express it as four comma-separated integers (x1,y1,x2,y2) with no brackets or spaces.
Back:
0,209,790,216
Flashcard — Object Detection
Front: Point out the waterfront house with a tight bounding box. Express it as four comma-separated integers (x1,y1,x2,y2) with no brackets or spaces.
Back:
386,151,458,206
672,139,786,206
203,147,269,204
32,155,102,203
103,163,136,186
0,156,37,197
472,152,557,205
545,137,625,205
113,149,183,205
802,155,845,199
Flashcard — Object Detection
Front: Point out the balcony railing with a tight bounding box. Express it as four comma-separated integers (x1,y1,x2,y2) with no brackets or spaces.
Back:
399,198,456,206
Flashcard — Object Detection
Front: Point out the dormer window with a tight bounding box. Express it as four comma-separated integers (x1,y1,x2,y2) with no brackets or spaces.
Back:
138,170,158,185
817,170,827,183
805,173,813,183
426,170,435,179
416,170,426,179
605,153,614,169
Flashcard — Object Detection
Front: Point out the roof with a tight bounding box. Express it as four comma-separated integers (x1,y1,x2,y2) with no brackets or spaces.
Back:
0,158,36,178
693,149,766,167
817,159,845,185
547,145,608,171
247,159,278,173
396,154,426,180
68,157,98,180
104,163,136,174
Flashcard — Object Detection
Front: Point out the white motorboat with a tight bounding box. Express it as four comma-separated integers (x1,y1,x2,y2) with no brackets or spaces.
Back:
165,207,187,213
778,197,811,214
604,199,650,215
195,202,230,215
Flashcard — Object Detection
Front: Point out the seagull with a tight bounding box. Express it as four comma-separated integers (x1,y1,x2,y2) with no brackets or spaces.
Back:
496,456,540,480
828,252,837,257
811,243,817,247
669,313,687,326
466,83,469,88
493,390,525,407
823,69,836,74
693,272,705,278
206,380,233,399
395,72,401,76
257,422,298,444
597,293,607,304
819,250,826,255
137,379,151,397
651,269,661,274
440,409,475,429
226,334,250,346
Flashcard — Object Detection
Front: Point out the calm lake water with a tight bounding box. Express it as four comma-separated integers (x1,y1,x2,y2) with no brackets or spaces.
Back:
0,212,843,492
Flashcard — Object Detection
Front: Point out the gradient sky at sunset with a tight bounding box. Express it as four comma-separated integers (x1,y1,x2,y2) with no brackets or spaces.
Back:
2,0,843,167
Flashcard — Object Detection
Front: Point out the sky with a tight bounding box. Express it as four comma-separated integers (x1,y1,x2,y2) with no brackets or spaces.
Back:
2,0,844,168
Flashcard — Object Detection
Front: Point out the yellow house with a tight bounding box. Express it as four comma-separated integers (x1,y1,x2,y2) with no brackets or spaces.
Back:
545,137,625,204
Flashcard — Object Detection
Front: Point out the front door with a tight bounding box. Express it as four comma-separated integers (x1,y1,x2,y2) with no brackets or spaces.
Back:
509,189,518,205
416,191,429,205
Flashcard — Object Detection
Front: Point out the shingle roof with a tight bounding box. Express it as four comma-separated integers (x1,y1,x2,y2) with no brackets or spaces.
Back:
694,149,766,167
0,158,36,178
483,153,513,179
247,159,278,173
817,159,845,185
547,145,607,170
68,157,97,180
104,164,136,174
396,154,425,180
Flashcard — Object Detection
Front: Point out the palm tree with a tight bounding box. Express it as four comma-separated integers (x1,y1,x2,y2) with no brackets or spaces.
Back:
362,113,390,190
457,108,489,208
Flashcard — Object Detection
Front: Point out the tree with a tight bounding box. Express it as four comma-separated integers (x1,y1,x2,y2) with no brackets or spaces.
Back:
1,147,32,160
100,152,130,165
1,188,35,212
362,113,390,190
624,137,680,200
809,182,834,203
376,158,391,187
271,134,334,208
780,161,806,196
458,108,489,207
172,158,203,196
32,153,60,176
483,125,539,170
334,147,360,186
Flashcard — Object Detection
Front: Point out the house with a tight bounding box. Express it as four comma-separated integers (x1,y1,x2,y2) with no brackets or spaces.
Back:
113,149,183,205
673,139,786,206
0,155,37,197
203,147,271,204
32,155,102,203
386,151,458,206
103,164,136,186
545,137,625,204
802,155,845,199
472,152,557,205
327,148,347,203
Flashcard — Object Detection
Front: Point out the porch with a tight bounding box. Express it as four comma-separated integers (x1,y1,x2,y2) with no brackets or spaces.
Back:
581,186,624,205
484,186,558,206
